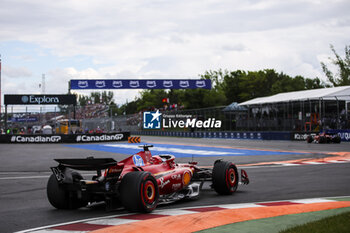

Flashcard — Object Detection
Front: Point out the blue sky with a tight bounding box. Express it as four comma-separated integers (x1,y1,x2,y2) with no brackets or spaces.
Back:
1,0,350,112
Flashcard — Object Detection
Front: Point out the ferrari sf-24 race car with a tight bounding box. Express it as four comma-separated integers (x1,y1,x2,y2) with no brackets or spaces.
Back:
47,145,249,212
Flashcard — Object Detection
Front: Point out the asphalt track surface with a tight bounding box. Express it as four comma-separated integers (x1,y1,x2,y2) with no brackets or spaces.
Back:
0,136,350,233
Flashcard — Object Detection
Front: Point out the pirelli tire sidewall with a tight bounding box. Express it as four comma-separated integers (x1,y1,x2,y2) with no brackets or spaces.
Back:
119,171,159,213
212,161,239,195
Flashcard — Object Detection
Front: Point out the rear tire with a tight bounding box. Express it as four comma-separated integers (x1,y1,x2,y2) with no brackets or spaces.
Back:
119,171,159,212
333,136,341,143
212,161,238,195
319,136,326,143
47,172,86,209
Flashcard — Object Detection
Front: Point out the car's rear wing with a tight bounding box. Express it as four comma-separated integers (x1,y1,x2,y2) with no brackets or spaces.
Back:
54,158,117,171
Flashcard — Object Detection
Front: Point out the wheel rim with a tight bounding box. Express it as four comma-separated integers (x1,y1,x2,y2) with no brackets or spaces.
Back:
226,168,237,189
143,180,155,204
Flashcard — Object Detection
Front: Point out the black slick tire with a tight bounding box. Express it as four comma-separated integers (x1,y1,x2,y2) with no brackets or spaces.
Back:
212,161,238,195
119,171,159,213
306,136,313,143
47,172,86,209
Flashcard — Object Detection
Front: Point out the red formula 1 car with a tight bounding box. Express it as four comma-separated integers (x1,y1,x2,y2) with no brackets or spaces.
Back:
306,132,341,144
47,145,249,212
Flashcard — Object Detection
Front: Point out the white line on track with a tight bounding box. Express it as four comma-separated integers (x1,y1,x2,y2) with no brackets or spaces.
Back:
303,161,327,165
0,175,50,180
0,173,96,180
0,172,52,175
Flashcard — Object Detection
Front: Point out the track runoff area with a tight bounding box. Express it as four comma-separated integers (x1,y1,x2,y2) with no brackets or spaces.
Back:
6,136,350,233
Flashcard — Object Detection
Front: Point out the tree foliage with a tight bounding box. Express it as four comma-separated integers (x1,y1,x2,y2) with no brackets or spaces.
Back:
78,91,115,106
200,69,326,105
136,89,168,111
321,44,350,86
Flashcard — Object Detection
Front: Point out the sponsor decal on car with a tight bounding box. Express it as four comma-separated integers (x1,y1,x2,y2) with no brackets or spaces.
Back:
132,154,145,166
108,168,123,174
171,174,182,180
159,177,170,188
172,183,182,190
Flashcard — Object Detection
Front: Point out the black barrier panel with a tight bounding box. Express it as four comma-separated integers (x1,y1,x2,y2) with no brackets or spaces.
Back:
4,94,77,105
260,132,291,140
0,132,130,143
291,132,318,141
0,134,63,143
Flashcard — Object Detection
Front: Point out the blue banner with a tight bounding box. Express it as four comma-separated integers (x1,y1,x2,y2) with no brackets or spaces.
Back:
324,129,350,142
10,117,38,122
70,79,211,90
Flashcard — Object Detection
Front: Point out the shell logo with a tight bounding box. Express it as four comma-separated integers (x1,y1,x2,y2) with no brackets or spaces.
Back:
183,170,192,186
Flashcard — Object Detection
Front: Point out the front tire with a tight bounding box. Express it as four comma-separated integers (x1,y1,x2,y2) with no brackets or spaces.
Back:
212,161,238,195
119,171,159,212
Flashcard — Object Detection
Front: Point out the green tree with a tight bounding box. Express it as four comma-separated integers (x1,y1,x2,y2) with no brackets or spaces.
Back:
203,69,327,104
137,89,167,111
78,94,89,106
321,44,350,86
120,100,138,115
108,103,122,117
180,88,226,109
77,91,115,106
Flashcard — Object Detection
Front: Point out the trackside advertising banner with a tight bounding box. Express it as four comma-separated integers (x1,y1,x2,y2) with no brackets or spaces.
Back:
70,79,211,90
292,130,350,142
0,132,130,143
323,129,350,142
292,132,317,141
4,94,77,105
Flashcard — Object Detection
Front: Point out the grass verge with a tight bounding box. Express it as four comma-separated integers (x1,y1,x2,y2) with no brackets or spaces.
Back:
280,211,350,233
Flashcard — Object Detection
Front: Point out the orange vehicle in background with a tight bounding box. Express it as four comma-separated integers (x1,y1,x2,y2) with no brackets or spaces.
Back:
55,119,81,134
